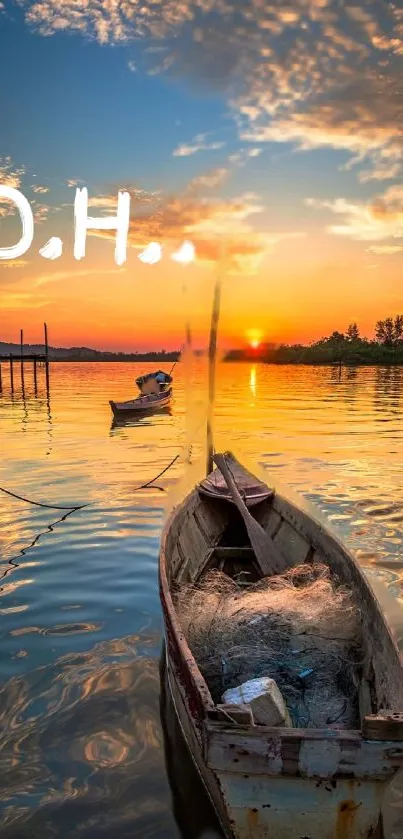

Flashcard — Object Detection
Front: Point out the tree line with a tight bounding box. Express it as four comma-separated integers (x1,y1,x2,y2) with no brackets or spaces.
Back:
252,316,403,365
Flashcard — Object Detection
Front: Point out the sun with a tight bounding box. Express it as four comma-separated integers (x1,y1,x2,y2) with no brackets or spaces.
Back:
246,329,263,349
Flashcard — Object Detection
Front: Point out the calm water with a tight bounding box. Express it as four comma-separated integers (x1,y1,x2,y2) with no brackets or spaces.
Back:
1,361,403,837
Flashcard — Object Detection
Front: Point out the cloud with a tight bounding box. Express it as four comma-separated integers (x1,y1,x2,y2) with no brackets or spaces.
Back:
228,147,262,166
0,156,26,216
32,203,50,223
367,245,403,255
0,260,29,269
0,156,25,189
186,167,229,190
32,268,121,288
88,195,125,210
306,184,403,242
173,134,225,157
31,184,50,194
88,175,304,274
19,1,403,181
0,291,50,310
66,178,84,188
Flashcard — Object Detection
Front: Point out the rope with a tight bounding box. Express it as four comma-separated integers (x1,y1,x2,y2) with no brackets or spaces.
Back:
0,447,189,508
0,486,88,511
0,415,199,509
134,453,180,491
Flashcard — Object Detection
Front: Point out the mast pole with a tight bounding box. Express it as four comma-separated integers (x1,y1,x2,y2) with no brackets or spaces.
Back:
206,250,224,476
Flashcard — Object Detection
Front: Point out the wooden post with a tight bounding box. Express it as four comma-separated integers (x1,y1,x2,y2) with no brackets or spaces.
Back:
44,322,50,393
44,322,49,361
0,363,2,393
33,357,38,393
20,328,25,388
9,354,14,392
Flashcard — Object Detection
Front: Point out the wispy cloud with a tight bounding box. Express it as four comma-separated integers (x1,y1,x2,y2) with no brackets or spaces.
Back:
306,184,403,242
186,167,229,190
88,173,304,274
0,156,25,189
18,0,403,184
173,134,225,157
367,245,403,255
31,184,50,194
65,178,84,188
0,156,26,217
0,291,50,310
32,268,122,288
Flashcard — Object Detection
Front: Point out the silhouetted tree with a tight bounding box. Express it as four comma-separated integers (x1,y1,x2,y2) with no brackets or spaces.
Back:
326,331,345,345
375,315,403,346
394,315,403,343
346,323,360,341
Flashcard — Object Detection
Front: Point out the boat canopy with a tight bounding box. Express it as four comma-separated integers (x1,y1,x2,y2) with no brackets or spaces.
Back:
135,370,172,391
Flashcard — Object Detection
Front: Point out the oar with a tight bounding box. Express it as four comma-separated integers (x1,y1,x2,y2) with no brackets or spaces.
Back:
213,453,287,576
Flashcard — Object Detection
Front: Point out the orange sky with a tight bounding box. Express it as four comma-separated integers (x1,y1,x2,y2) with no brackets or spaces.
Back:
1,225,402,351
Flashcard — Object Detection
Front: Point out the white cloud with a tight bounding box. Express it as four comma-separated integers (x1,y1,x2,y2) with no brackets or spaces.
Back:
306,185,403,242
17,0,403,182
173,138,225,157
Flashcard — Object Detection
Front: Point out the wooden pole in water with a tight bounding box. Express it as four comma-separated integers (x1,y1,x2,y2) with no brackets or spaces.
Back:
9,353,14,392
44,322,50,393
206,261,223,476
33,357,38,393
20,328,25,389
0,363,2,393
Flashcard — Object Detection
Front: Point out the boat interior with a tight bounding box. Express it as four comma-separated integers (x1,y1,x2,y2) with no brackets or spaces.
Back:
163,453,403,733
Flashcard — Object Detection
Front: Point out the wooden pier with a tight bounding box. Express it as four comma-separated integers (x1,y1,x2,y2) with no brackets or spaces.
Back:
0,323,50,394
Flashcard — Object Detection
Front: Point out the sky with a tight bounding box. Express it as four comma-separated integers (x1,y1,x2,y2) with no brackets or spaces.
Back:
0,0,403,351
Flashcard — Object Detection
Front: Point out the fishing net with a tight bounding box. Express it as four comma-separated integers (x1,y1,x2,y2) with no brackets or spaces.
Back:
174,563,362,729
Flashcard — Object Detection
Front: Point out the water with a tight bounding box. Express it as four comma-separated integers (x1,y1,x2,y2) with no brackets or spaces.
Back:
1,361,403,837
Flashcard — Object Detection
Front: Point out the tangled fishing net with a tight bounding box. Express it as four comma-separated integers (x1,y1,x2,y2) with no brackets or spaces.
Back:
175,563,362,728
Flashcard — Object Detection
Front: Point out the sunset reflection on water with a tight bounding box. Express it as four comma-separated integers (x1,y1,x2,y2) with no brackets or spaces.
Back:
1,361,403,836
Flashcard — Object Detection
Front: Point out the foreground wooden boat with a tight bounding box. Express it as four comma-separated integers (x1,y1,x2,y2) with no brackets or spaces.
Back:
109,386,172,417
159,452,403,839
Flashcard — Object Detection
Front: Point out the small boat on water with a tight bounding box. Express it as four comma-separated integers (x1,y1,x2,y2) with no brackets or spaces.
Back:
159,451,403,839
109,370,173,418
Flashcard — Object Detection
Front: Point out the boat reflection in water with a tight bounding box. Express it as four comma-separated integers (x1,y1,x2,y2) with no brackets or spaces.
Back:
110,406,172,431
159,649,224,839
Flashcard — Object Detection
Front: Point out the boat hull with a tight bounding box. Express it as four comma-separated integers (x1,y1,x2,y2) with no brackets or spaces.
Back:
163,627,388,839
109,388,172,416
159,455,403,838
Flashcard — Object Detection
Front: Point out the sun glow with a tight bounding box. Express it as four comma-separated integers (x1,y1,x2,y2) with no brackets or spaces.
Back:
246,328,263,349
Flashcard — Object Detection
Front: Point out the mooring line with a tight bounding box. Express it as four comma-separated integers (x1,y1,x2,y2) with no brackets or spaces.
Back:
0,485,88,511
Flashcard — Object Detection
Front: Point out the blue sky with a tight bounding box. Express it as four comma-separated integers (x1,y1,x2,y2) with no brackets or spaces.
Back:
0,1,403,349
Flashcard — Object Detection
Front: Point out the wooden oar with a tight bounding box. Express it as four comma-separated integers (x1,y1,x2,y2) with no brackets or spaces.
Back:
213,453,287,576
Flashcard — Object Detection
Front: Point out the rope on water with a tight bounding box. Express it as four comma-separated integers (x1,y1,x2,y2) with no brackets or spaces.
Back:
134,453,181,492
0,486,89,511
0,445,190,508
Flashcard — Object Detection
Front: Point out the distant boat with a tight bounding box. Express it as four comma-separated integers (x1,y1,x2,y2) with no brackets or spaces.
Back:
109,370,173,417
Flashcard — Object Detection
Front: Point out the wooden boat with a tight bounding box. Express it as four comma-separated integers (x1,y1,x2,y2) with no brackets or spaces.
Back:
109,386,172,417
159,451,403,839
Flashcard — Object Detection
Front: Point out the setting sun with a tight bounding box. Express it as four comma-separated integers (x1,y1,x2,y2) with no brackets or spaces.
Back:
246,329,263,350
